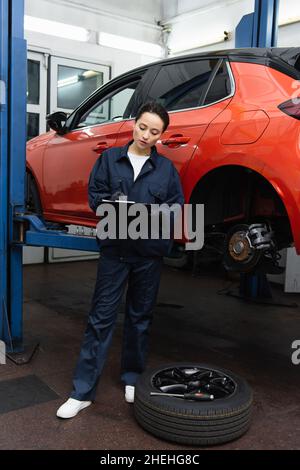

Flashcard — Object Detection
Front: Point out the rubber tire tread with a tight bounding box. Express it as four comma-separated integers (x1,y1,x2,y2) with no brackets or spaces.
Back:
134,363,253,446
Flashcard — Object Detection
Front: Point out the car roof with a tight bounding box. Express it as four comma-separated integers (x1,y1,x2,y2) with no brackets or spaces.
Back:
125,47,300,80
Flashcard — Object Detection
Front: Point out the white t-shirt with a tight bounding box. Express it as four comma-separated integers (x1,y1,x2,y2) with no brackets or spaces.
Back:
127,152,150,181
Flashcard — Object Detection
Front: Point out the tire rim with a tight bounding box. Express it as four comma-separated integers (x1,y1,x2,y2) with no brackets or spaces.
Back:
152,366,236,399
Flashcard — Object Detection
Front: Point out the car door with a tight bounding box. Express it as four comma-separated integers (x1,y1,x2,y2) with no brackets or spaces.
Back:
42,69,150,223
117,58,233,179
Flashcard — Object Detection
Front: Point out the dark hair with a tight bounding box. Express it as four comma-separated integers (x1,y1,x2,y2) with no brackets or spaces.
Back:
135,101,169,132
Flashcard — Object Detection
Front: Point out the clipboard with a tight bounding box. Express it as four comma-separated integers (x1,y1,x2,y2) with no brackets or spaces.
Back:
100,199,153,210
101,198,136,204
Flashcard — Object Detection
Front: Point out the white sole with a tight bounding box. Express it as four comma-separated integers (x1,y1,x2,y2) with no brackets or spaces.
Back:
56,401,92,419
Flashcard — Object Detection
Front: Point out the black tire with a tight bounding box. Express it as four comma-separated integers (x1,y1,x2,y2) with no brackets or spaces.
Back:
134,363,253,446
25,173,68,231
26,172,43,217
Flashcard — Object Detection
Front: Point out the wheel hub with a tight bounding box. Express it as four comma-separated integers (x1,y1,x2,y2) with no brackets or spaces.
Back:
228,231,252,261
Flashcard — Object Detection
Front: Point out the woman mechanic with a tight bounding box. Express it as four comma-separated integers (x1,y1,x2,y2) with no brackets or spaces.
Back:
56,101,184,418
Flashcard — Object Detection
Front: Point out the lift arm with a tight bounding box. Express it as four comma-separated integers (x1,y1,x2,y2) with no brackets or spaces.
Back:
14,214,99,251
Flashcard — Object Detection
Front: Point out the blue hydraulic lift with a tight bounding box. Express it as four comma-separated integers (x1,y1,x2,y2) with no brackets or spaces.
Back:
235,0,281,300
236,0,280,48
0,0,98,363
0,0,282,361
0,0,27,359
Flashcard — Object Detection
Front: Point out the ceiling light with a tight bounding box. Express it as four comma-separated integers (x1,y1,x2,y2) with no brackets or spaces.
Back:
170,31,232,55
82,70,101,79
279,16,300,26
98,32,163,58
57,76,79,88
24,15,89,42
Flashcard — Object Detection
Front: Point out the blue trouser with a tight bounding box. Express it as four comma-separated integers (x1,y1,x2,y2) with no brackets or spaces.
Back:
70,253,163,401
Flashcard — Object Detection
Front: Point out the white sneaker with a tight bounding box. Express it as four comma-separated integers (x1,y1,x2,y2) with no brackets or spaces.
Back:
125,385,135,403
56,398,92,419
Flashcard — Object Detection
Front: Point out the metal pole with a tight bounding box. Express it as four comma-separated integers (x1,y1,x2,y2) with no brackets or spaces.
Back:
8,0,27,351
0,0,26,352
0,0,10,346
255,0,280,47
235,0,280,48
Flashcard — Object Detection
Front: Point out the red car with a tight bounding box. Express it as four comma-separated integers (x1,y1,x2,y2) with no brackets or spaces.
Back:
26,47,300,273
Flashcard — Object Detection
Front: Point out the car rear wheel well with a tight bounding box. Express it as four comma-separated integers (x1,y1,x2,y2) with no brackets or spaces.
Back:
189,165,293,249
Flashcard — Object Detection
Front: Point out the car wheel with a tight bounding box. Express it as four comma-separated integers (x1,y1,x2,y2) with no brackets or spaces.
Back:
134,363,253,446
26,172,43,217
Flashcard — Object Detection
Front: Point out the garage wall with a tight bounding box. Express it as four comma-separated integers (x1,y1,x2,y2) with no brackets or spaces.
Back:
24,0,300,113
278,22,300,47
162,0,255,56
278,0,300,46
163,0,300,56
25,0,163,76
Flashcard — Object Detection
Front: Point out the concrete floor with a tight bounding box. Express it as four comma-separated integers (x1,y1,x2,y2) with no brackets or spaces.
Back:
0,257,300,450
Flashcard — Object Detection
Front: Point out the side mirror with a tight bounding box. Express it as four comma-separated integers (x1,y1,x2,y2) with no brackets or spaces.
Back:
46,111,68,135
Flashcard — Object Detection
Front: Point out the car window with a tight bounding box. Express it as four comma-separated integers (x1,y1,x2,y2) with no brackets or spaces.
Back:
203,60,232,105
76,79,140,128
147,59,219,112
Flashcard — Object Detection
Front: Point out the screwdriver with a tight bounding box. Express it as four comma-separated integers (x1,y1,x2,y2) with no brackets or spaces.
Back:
150,391,214,401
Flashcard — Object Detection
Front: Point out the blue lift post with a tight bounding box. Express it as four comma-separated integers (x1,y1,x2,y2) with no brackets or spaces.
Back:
236,0,280,48
0,0,26,353
0,0,99,362
8,0,27,354
235,0,280,301
0,0,10,349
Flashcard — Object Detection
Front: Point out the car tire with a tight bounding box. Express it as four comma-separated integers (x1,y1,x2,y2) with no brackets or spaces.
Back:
26,172,43,217
134,363,253,446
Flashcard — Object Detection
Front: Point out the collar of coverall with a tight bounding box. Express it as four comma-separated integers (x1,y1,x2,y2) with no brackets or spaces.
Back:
116,139,158,168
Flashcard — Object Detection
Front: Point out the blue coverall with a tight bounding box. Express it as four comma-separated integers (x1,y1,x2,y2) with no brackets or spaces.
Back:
71,140,184,401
